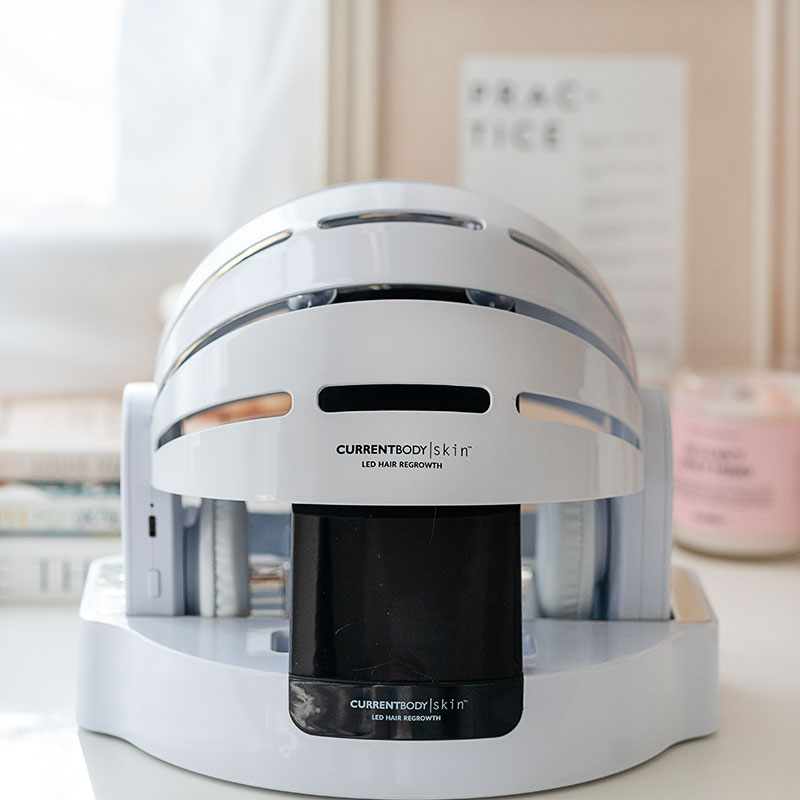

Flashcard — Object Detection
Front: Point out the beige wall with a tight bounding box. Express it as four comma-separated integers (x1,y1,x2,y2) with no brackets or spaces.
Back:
364,0,783,372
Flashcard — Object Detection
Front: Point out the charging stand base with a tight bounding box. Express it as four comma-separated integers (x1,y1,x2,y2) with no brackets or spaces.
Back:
77,557,717,799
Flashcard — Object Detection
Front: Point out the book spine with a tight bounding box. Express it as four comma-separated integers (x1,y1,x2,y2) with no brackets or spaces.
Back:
0,498,120,535
0,451,120,483
0,536,121,601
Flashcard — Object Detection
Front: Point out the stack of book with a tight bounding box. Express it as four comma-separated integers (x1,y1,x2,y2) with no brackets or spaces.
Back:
0,395,122,602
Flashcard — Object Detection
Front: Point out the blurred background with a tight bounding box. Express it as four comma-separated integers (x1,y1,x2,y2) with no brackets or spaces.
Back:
1,0,799,584
0,0,326,394
2,0,798,396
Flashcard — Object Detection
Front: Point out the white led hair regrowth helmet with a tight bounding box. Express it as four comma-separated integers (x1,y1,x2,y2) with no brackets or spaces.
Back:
78,181,717,798
151,180,641,507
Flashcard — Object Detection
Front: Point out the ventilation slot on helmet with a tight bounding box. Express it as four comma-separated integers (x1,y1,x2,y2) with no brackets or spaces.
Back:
318,384,491,414
514,299,636,389
157,392,292,449
334,284,470,303
318,210,484,230
168,230,293,331
516,393,640,449
508,228,623,327
159,284,635,393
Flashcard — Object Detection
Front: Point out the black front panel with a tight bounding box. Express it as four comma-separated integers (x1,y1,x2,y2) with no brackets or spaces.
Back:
290,678,522,740
290,504,522,740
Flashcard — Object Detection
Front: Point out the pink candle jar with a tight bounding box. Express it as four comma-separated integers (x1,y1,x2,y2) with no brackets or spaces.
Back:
671,370,800,557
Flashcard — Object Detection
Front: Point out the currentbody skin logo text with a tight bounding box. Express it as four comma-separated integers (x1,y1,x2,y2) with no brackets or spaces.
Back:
349,696,469,723
335,442,473,470
349,698,468,711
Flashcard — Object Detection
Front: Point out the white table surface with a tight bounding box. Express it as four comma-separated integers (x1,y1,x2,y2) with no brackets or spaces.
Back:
2,547,799,800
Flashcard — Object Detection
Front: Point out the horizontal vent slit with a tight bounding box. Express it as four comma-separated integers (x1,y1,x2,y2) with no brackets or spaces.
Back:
508,228,624,326
335,285,469,303
159,285,635,392
163,229,292,341
318,211,484,230
318,384,490,414
516,393,640,449
515,299,636,388
157,392,292,449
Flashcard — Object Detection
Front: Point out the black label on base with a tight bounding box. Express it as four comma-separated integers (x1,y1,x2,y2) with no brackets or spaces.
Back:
289,677,523,740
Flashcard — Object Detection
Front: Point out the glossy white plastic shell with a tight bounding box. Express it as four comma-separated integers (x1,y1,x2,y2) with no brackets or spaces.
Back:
150,182,642,505
156,182,632,387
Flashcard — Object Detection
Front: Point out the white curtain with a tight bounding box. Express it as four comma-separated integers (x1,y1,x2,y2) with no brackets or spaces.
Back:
0,0,328,394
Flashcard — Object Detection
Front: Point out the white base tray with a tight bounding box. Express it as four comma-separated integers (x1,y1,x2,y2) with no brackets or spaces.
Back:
77,557,717,799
